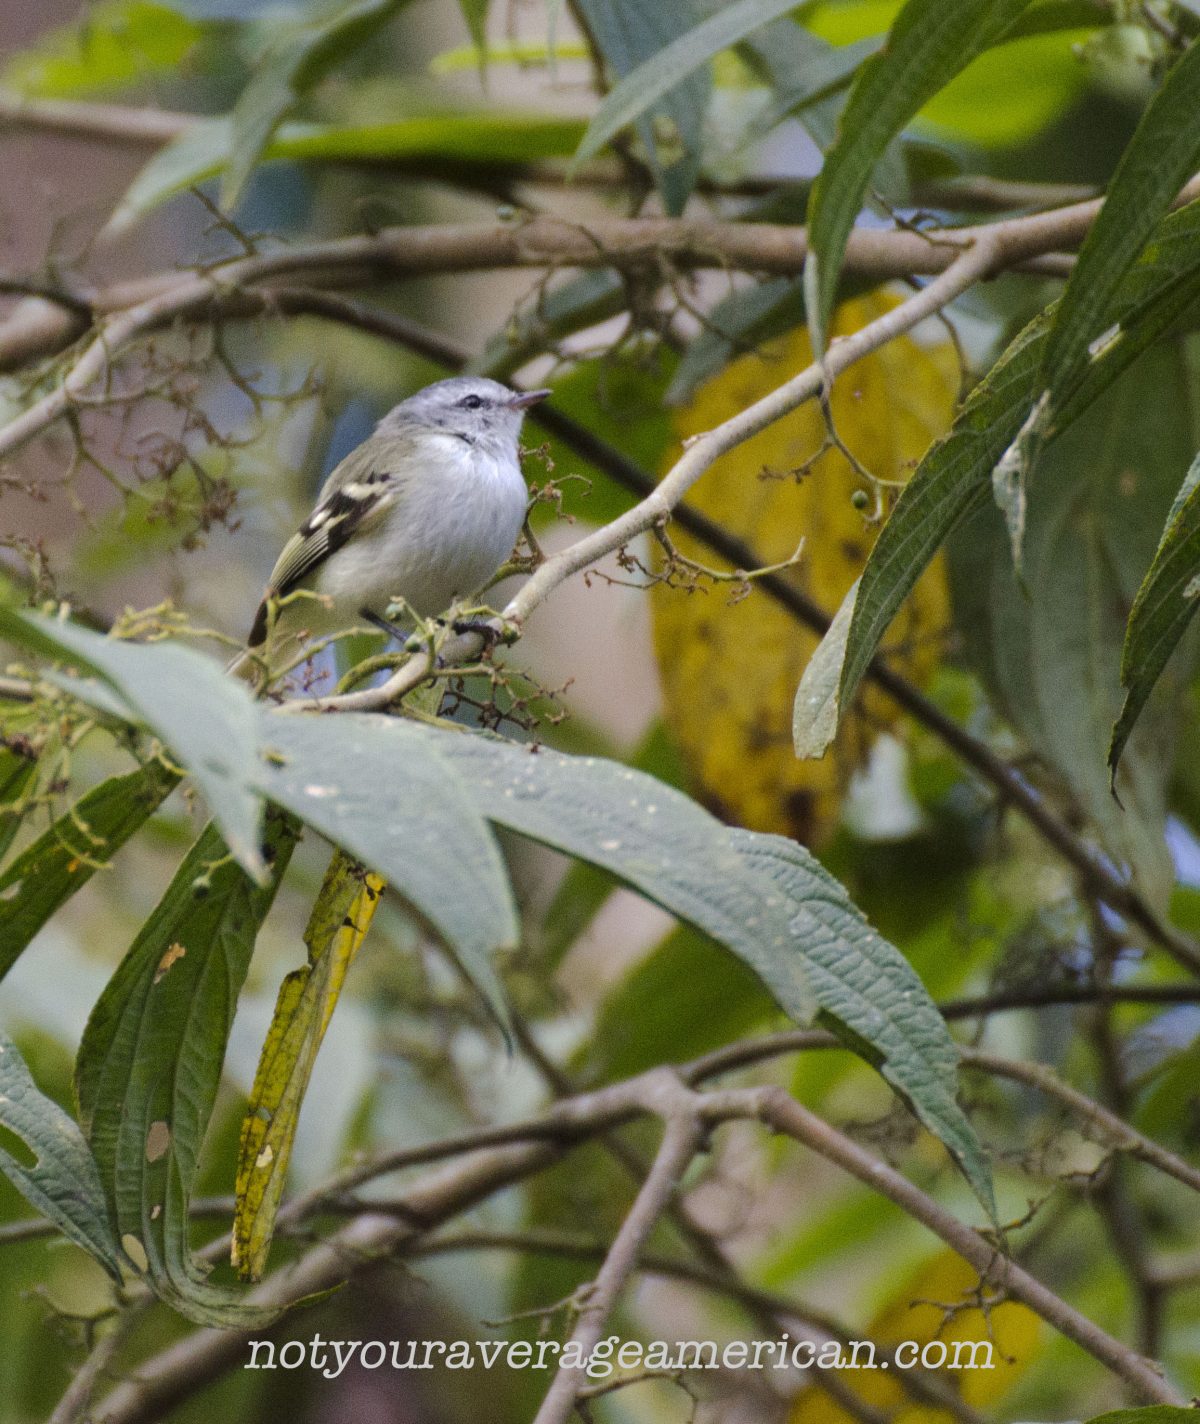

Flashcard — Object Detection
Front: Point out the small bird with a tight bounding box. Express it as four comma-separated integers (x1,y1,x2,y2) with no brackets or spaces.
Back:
232,375,550,680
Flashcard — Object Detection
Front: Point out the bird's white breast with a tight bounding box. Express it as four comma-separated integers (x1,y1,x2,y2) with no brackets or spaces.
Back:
314,435,527,623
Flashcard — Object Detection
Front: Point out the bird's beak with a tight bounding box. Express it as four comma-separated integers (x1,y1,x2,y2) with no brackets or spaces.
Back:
508,388,552,410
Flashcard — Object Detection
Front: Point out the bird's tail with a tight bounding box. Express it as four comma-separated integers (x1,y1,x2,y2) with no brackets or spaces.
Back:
227,597,270,684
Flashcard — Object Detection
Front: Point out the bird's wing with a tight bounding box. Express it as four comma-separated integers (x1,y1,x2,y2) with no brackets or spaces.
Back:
248,447,403,646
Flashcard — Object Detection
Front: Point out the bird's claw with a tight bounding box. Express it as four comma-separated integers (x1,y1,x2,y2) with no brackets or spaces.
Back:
451,616,519,651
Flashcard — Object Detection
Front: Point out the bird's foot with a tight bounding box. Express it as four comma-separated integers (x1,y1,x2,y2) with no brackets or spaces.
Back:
451,615,520,651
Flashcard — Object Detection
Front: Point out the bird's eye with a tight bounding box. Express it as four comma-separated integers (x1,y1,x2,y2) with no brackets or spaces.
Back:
459,394,484,410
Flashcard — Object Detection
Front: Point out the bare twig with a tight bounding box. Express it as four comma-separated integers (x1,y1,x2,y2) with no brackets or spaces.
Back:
532,1091,704,1424
76,1043,1187,1424
4,166,1197,378
959,1049,1200,1198
744,1086,1180,1404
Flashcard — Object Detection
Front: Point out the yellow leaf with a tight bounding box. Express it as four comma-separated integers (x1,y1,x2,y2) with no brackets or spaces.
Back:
790,1250,1042,1422
232,848,383,1280
652,292,957,843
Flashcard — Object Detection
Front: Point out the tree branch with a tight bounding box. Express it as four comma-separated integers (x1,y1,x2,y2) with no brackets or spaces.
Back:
77,1039,1188,1424
5,161,1196,381
959,1048,1200,1197
744,1085,1180,1404
532,1084,704,1424
292,239,1001,718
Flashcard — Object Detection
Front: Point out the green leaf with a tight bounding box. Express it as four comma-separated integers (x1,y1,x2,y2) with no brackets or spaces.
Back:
0,1032,125,1282
573,0,812,171
1084,1411,1200,1424
573,0,711,215
423,726,817,1022
1041,37,1200,403
221,0,414,208
0,761,179,981
110,111,585,228
950,342,1200,913
803,0,1034,348
1110,452,1200,775
1,0,203,98
233,848,382,1281
747,29,882,141
255,713,517,1029
430,39,590,72
793,197,1200,759
792,574,860,760
539,721,690,965
75,815,298,1325
0,610,268,882
0,745,38,865
729,829,994,1216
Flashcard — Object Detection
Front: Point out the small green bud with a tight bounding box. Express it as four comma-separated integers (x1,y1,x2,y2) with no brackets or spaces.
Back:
851,489,870,511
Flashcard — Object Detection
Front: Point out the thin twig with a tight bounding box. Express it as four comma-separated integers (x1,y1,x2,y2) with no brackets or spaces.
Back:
742,1086,1181,1404
532,1095,704,1424
294,240,1001,719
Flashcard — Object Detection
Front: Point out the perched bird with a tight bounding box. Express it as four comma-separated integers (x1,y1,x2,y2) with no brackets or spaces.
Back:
232,375,549,679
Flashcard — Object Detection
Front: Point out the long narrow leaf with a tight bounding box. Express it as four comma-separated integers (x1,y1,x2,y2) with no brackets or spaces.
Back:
0,746,38,864
76,815,298,1325
803,0,1033,348
110,111,585,230
573,0,710,215
573,0,814,171
1041,38,1200,400
233,848,382,1281
221,0,414,208
1110,453,1200,774
794,198,1200,758
0,762,179,978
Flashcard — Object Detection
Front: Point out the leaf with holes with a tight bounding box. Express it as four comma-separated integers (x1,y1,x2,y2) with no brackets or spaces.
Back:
75,815,298,1325
233,848,383,1281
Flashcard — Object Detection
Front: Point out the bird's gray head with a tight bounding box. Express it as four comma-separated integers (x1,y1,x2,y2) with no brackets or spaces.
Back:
377,376,550,455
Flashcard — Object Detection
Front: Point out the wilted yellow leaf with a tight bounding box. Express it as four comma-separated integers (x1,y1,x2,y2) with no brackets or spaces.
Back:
232,848,383,1280
652,293,956,842
790,1250,1042,1422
